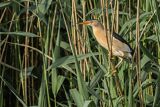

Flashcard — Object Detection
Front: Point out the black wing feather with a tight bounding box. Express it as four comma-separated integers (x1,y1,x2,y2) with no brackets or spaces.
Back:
112,32,134,55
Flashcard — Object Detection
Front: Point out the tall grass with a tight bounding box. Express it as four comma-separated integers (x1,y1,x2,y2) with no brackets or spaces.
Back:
0,0,160,107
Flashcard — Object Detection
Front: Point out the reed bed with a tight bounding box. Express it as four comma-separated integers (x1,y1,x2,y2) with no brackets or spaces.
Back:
0,0,160,107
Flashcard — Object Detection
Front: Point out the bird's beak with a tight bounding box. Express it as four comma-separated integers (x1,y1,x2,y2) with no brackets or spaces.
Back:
79,21,92,25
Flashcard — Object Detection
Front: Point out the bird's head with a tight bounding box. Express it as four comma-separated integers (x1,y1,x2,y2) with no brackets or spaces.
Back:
79,20,100,27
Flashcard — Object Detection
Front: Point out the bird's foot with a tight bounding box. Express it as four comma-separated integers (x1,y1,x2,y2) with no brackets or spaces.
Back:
111,69,117,75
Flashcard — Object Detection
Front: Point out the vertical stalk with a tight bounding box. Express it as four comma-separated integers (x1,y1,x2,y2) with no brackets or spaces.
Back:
49,2,58,64
136,0,144,106
38,19,51,107
116,0,119,32
59,0,89,99
128,0,133,106
101,0,115,106
114,0,123,96
107,0,123,97
24,1,29,104
81,0,87,79
71,0,77,55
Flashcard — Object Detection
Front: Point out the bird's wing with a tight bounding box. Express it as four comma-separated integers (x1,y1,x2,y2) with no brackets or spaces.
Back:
112,32,133,53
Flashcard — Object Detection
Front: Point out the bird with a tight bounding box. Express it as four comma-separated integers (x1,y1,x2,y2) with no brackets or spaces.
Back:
79,20,133,68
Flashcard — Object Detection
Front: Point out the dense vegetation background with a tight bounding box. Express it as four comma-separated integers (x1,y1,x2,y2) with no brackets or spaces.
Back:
0,0,160,107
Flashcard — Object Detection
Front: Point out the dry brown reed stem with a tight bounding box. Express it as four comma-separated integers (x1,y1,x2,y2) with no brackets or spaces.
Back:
23,1,30,104
0,13,15,62
105,0,123,97
81,0,87,79
136,0,144,106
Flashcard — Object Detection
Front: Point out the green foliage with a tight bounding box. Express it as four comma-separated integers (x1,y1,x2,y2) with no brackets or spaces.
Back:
0,32,39,37
0,0,160,107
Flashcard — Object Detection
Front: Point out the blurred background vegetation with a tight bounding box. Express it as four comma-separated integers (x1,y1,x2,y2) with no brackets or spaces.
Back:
0,0,160,107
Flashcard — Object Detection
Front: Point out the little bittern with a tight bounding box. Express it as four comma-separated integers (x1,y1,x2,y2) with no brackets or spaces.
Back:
79,20,133,68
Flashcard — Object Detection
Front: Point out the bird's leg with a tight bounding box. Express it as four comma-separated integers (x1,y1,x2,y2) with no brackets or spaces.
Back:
115,57,123,69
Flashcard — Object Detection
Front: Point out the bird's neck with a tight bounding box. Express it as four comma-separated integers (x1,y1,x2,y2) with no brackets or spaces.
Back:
92,26,105,38
92,25,110,49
